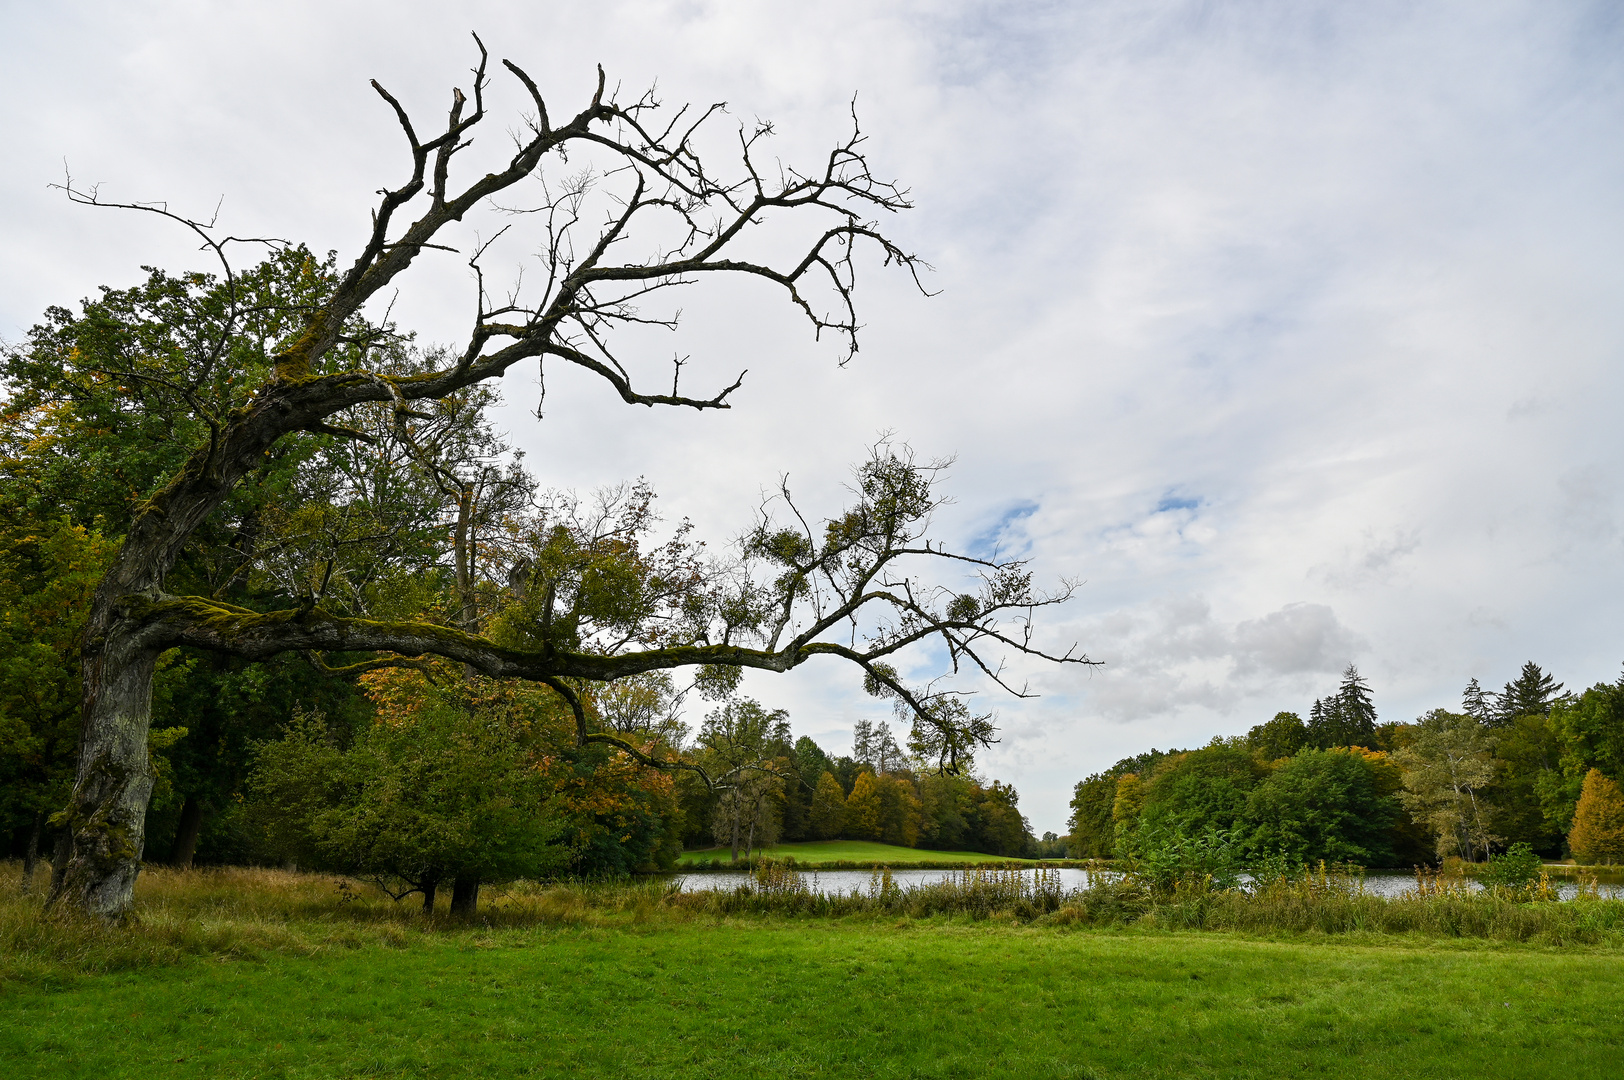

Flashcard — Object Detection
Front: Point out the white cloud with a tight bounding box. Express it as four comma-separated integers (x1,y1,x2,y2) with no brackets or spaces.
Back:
3,0,1623,832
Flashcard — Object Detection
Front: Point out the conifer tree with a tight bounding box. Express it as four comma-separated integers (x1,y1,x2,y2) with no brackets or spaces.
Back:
1461,678,1494,724
1496,662,1563,728
1334,665,1378,747
1568,769,1624,865
1306,666,1376,748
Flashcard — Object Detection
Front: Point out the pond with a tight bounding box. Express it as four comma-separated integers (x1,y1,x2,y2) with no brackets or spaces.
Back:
670,866,1624,901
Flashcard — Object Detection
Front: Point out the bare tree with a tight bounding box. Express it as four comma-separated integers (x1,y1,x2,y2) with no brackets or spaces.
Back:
37,38,1089,920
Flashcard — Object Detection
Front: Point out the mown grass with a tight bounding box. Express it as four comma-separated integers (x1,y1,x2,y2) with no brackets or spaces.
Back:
677,839,1038,867
5,862,1624,1078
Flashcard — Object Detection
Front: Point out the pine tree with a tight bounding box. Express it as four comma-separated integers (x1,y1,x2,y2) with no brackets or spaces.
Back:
1306,666,1377,748
851,720,876,768
1334,665,1378,747
1568,769,1624,865
1496,662,1563,727
1306,697,1336,749
872,722,905,774
1461,678,1494,724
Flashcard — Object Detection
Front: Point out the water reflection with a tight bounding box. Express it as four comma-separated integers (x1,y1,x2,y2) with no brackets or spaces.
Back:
671,866,1624,901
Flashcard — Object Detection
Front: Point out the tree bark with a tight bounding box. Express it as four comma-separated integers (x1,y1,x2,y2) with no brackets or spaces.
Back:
730,799,741,863
745,800,758,864
450,874,480,916
169,795,205,869
49,826,71,898
20,812,42,895
50,631,161,920
421,876,438,914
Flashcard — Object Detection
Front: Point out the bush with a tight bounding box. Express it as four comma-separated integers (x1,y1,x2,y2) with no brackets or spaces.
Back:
1480,842,1543,891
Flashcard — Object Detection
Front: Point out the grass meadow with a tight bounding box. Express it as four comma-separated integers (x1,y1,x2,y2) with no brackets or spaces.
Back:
4,862,1623,1079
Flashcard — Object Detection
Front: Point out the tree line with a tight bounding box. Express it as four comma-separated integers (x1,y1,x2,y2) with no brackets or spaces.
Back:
1068,663,1624,867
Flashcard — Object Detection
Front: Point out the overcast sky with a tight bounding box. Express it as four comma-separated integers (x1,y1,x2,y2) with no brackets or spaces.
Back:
4,1,1622,833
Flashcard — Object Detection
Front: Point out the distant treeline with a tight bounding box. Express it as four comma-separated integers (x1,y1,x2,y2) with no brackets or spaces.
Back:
1068,663,1624,867
701,714,1036,862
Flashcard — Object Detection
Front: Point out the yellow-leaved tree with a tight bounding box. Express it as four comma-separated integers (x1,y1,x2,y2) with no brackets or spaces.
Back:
809,772,847,839
845,771,884,841
1567,769,1624,865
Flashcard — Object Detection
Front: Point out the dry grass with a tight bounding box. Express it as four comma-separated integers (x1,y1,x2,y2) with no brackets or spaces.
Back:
6,858,1624,988
0,861,691,985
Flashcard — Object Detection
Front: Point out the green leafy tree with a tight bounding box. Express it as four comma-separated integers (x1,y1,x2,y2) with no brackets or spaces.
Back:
0,520,116,887
248,704,563,914
1242,748,1401,865
1136,740,1266,841
1393,710,1498,861
1485,712,1564,856
876,775,923,847
973,779,1032,857
1539,677,1624,837
695,699,791,861
916,771,974,850
1247,712,1308,760
1066,773,1120,859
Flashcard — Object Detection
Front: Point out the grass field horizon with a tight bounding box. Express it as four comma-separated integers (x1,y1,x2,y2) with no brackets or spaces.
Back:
677,839,1038,865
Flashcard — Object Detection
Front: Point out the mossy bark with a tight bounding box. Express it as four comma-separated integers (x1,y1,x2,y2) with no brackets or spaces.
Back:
50,633,160,920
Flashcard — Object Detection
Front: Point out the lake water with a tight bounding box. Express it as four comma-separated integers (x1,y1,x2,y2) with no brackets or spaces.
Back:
672,866,1624,901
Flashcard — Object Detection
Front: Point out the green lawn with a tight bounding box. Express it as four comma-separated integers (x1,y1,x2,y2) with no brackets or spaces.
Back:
4,920,1618,1079
678,839,1032,865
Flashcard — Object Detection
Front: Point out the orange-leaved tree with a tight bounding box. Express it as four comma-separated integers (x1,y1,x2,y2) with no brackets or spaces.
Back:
1567,768,1624,865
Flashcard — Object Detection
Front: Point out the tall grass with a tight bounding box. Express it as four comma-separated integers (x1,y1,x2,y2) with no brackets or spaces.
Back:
6,858,1623,985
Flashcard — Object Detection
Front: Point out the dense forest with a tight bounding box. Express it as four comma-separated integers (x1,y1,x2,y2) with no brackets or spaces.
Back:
1068,664,1624,867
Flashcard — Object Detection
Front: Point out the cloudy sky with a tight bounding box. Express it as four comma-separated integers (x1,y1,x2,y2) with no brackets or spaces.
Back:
4,1,1622,832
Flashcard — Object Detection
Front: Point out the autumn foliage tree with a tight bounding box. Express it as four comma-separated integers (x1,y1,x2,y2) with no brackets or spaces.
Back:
6,39,1085,919
1567,769,1624,865
808,771,846,839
